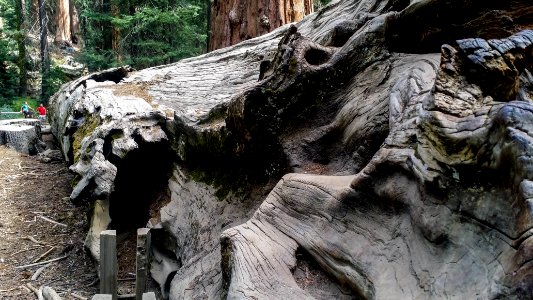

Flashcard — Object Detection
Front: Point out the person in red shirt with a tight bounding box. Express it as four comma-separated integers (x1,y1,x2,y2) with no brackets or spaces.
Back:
36,103,46,122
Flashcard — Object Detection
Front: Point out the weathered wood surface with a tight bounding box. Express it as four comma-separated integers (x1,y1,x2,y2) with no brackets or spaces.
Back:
91,295,112,300
99,230,117,300
49,0,533,299
42,286,62,300
135,228,151,300
141,292,156,300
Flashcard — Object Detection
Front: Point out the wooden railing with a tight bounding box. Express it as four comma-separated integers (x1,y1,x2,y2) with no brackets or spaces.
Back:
94,228,154,300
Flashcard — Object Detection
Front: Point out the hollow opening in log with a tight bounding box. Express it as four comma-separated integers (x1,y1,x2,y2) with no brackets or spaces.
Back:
325,23,357,48
305,48,331,66
293,247,361,299
108,137,172,232
91,68,129,83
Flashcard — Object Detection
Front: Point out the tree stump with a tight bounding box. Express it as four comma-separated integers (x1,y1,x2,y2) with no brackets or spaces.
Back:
0,119,42,155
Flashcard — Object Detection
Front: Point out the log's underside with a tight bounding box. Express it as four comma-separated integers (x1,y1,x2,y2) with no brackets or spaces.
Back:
49,0,533,299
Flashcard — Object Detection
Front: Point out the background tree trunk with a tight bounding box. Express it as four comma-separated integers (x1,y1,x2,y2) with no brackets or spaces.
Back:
30,0,39,32
208,0,313,51
102,0,112,51
39,0,50,103
15,0,28,96
54,0,71,43
111,0,122,63
69,0,80,45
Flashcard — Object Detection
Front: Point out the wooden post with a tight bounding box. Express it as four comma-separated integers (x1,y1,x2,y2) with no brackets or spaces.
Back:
135,228,151,300
100,230,117,300
91,295,112,300
142,292,156,300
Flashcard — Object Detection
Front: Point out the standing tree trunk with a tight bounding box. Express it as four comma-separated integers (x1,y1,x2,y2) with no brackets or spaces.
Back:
69,0,80,45
15,0,28,96
208,0,313,51
111,0,122,64
54,0,71,43
39,0,50,103
30,0,39,31
102,0,112,51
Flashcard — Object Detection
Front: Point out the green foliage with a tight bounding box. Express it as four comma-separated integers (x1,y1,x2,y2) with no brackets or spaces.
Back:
80,48,114,71
0,42,18,105
46,66,69,99
314,0,332,10
79,0,209,71
0,0,20,106
10,97,38,112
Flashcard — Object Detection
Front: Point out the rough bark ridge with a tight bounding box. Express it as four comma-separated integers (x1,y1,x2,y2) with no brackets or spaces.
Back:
208,0,313,51
49,0,533,299
54,0,71,43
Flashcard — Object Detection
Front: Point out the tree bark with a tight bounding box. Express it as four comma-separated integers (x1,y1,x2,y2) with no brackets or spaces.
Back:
15,0,28,96
30,0,39,27
69,0,80,45
102,0,112,51
208,0,313,51
54,0,71,43
39,0,50,103
111,0,122,63
49,1,533,299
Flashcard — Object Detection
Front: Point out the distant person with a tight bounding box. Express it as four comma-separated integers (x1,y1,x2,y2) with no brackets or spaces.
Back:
20,101,33,118
36,103,47,122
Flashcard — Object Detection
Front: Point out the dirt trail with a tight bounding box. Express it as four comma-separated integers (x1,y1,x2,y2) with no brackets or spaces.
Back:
0,146,99,299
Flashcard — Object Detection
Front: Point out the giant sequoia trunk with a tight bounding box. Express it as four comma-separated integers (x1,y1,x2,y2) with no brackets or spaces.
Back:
49,0,533,299
54,0,71,43
208,0,313,51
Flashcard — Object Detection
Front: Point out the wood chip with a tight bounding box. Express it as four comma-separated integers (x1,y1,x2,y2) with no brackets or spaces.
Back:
31,264,50,280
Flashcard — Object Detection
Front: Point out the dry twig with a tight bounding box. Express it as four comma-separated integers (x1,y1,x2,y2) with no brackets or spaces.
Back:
32,247,56,263
19,285,31,293
26,283,44,300
22,236,47,245
10,246,43,257
16,255,68,269
37,216,67,228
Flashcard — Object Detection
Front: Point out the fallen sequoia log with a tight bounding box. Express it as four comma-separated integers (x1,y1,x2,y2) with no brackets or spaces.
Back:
0,119,44,155
48,0,533,299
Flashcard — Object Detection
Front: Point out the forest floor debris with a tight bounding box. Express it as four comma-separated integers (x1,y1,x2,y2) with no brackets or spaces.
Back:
0,146,97,299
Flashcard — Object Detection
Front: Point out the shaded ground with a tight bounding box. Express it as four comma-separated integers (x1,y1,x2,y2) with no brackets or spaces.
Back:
0,145,98,299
